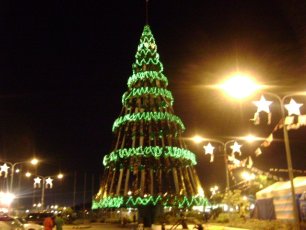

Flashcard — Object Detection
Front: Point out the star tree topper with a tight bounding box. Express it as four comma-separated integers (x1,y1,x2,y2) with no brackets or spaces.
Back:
203,143,215,162
285,98,303,116
0,163,10,178
252,95,273,124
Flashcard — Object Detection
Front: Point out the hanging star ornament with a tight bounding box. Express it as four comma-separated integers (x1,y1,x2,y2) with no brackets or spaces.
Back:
285,98,303,116
34,177,42,188
0,163,10,178
230,141,242,157
45,177,53,189
252,95,273,124
253,95,273,113
203,143,215,162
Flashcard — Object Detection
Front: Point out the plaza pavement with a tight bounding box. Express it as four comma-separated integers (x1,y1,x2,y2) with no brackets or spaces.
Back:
62,222,250,230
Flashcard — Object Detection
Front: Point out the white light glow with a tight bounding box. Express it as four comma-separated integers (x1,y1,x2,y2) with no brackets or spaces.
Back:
220,74,260,99
31,158,39,165
241,171,255,181
0,192,15,206
57,173,64,179
192,135,204,144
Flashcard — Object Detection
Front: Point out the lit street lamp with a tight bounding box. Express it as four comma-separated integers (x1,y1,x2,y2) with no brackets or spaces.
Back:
192,135,257,191
220,74,306,229
0,158,39,192
26,173,63,210
254,92,304,229
241,171,255,182
210,185,219,197
0,191,15,208
218,72,261,99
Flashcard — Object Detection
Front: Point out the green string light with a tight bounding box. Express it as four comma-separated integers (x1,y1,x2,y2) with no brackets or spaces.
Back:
127,71,168,88
132,25,164,74
92,196,124,209
122,87,173,106
112,112,185,132
177,196,209,208
92,195,208,209
135,57,162,68
126,195,162,206
103,146,196,166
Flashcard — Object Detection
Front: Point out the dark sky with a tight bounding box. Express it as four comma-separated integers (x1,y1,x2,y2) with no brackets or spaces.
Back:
0,0,306,207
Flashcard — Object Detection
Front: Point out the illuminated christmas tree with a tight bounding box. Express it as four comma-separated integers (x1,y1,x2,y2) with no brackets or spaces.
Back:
92,25,207,212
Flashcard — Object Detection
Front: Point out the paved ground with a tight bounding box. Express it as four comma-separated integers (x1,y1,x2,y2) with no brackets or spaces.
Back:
62,222,249,230
62,221,306,230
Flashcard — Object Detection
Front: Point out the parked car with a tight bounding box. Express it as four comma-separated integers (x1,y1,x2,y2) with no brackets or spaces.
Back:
25,213,54,226
0,215,24,230
15,217,43,230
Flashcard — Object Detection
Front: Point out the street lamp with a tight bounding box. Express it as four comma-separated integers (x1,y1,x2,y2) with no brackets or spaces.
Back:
0,192,15,206
192,136,251,191
241,171,255,182
220,74,306,229
26,173,63,210
210,185,219,197
0,158,39,192
218,73,261,99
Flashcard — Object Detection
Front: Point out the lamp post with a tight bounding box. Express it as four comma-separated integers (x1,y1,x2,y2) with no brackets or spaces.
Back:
219,74,306,229
26,173,63,210
0,158,39,192
259,92,304,229
192,136,247,191
210,185,219,197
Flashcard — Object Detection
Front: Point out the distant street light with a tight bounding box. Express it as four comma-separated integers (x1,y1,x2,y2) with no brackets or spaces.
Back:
26,173,63,210
0,158,39,192
241,171,255,182
0,191,15,207
192,135,257,191
219,74,306,229
210,185,219,197
30,158,39,165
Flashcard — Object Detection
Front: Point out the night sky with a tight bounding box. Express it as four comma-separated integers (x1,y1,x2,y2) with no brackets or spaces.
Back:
0,0,306,207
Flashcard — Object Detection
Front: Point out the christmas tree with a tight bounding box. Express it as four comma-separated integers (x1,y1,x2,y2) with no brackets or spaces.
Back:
92,25,207,210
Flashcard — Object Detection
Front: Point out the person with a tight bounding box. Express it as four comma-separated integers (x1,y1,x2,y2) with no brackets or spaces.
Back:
133,214,136,223
194,224,204,230
43,216,54,230
54,214,64,230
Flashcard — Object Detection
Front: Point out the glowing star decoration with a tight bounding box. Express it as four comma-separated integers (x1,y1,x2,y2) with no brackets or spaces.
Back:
253,95,273,113
230,142,242,157
0,163,10,178
285,98,303,116
45,177,53,189
203,143,215,162
34,177,42,188
252,95,273,124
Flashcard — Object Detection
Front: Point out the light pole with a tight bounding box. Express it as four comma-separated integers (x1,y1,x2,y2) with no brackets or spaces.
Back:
193,136,247,191
210,185,219,197
259,92,304,229
27,173,63,210
0,158,39,192
219,74,306,229
211,139,236,191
